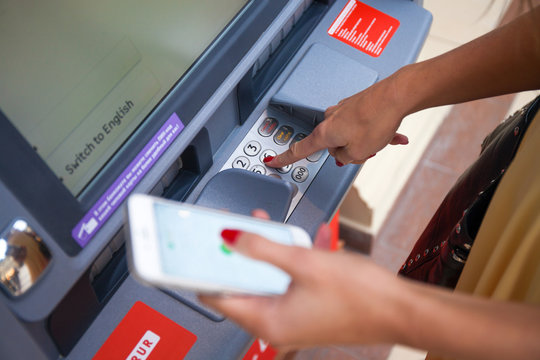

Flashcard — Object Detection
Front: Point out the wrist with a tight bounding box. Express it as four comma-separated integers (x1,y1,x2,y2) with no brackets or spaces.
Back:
379,278,420,346
350,274,418,345
390,63,433,116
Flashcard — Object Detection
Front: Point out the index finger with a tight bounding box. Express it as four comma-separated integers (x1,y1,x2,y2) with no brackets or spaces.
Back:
265,131,326,168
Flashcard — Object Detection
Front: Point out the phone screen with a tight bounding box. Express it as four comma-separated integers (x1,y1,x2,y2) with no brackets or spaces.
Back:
153,203,294,294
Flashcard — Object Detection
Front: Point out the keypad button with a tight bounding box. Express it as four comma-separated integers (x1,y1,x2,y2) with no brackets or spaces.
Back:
274,125,294,146
258,117,278,137
260,149,276,164
290,133,307,147
268,173,281,179
292,166,309,183
232,156,250,169
307,150,324,162
244,140,261,157
276,164,292,174
250,165,266,175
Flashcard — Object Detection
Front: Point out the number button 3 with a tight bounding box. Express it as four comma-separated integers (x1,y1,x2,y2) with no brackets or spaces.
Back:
244,140,261,157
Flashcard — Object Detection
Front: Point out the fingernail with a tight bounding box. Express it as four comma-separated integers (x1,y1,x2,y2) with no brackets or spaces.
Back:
221,229,241,246
336,160,344,167
263,156,274,163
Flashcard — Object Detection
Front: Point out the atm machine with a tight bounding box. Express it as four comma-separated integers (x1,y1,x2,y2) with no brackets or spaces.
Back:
0,0,431,358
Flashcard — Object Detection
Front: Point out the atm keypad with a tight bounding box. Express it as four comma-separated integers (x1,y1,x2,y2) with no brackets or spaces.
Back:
221,110,329,218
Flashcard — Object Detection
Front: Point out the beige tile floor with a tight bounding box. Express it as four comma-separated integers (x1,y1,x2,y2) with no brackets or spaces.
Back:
290,0,540,359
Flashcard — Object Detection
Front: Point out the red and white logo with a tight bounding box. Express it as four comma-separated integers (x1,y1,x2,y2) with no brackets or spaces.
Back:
126,330,160,360
328,0,400,57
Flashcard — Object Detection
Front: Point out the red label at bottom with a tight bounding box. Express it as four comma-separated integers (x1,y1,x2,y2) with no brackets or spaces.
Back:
93,301,197,360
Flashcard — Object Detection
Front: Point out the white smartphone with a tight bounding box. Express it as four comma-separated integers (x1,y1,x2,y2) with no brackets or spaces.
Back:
125,194,312,295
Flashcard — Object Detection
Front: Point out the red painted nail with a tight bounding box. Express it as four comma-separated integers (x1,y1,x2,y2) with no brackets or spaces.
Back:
263,156,274,163
336,160,344,167
221,229,241,246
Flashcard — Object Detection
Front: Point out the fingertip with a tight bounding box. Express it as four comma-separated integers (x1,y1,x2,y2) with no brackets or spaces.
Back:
263,154,283,168
313,223,332,250
251,209,271,220
399,137,409,145
390,133,409,145
221,229,241,246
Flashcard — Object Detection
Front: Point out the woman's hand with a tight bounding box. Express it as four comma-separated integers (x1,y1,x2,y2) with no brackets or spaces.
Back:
200,209,540,359
199,211,408,349
264,72,410,168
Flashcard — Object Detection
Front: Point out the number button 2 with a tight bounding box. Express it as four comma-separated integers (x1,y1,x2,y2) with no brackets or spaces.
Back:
232,156,250,169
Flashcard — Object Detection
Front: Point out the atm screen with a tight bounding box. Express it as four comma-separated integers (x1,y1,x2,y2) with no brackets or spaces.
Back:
0,0,250,196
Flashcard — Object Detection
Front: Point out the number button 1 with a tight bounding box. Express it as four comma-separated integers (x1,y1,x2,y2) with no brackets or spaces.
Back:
260,149,276,163
244,140,261,157
232,156,250,169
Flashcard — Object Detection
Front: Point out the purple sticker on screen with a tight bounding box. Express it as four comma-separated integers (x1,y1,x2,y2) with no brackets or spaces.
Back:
72,113,184,247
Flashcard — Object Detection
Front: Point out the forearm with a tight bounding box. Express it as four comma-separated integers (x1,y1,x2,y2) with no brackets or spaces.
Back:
394,6,540,115
384,279,540,359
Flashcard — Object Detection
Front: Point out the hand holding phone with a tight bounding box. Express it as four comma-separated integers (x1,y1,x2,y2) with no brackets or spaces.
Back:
125,194,312,295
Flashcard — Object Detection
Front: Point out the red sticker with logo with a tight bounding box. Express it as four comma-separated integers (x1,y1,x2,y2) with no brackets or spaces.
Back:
93,301,197,360
328,0,400,57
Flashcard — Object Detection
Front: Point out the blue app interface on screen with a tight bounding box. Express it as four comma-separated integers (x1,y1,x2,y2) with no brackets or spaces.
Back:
153,203,294,294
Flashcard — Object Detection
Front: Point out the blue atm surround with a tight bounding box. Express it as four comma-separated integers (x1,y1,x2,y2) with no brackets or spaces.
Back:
0,0,431,358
